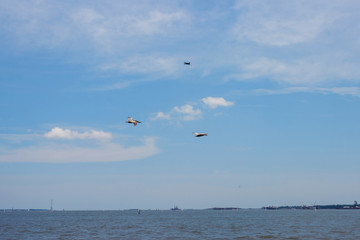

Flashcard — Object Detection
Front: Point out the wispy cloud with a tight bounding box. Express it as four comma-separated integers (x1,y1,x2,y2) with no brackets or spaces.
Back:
232,0,341,46
253,86,360,96
0,138,158,163
228,56,360,85
89,81,133,91
116,55,181,76
2,0,360,91
224,0,360,89
124,10,187,36
0,133,42,143
0,1,189,49
233,14,329,47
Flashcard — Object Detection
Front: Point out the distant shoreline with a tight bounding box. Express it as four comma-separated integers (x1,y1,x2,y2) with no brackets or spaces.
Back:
2,209,50,212
263,204,360,210
3,204,360,212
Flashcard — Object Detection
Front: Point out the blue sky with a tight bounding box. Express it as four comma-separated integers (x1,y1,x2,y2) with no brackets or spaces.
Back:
1,0,360,210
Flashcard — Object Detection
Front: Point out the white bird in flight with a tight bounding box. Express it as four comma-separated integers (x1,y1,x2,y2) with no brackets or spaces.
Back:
126,117,141,126
193,132,207,137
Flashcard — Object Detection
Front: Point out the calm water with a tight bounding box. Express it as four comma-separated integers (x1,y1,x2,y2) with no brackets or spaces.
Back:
1,209,359,239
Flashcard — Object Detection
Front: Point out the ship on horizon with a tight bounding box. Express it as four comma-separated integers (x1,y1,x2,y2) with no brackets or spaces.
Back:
171,205,181,211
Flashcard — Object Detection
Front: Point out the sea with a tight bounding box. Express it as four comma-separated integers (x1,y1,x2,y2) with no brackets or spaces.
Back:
1,209,359,239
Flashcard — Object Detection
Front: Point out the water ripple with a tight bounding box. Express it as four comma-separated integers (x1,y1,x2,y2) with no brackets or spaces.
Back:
1,210,360,239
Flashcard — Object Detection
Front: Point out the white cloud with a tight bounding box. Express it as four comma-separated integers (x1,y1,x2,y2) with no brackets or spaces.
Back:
201,97,234,109
0,137,158,163
152,112,171,120
44,127,112,141
152,97,235,122
152,104,202,122
173,104,202,121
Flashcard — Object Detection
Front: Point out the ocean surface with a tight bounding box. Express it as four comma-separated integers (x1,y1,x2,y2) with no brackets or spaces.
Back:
1,209,359,239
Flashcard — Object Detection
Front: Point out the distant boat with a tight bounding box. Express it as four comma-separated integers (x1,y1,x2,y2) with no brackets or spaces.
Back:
263,206,278,210
171,205,181,211
184,62,190,65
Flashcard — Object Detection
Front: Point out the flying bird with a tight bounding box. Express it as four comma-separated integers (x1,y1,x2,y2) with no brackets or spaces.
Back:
184,62,190,65
126,117,141,126
193,132,207,137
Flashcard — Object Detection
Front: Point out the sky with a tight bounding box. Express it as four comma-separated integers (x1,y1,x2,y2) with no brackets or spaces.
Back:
1,0,360,210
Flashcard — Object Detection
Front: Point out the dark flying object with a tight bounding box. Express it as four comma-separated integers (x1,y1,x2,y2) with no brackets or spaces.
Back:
126,117,141,126
184,62,190,65
193,132,207,137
